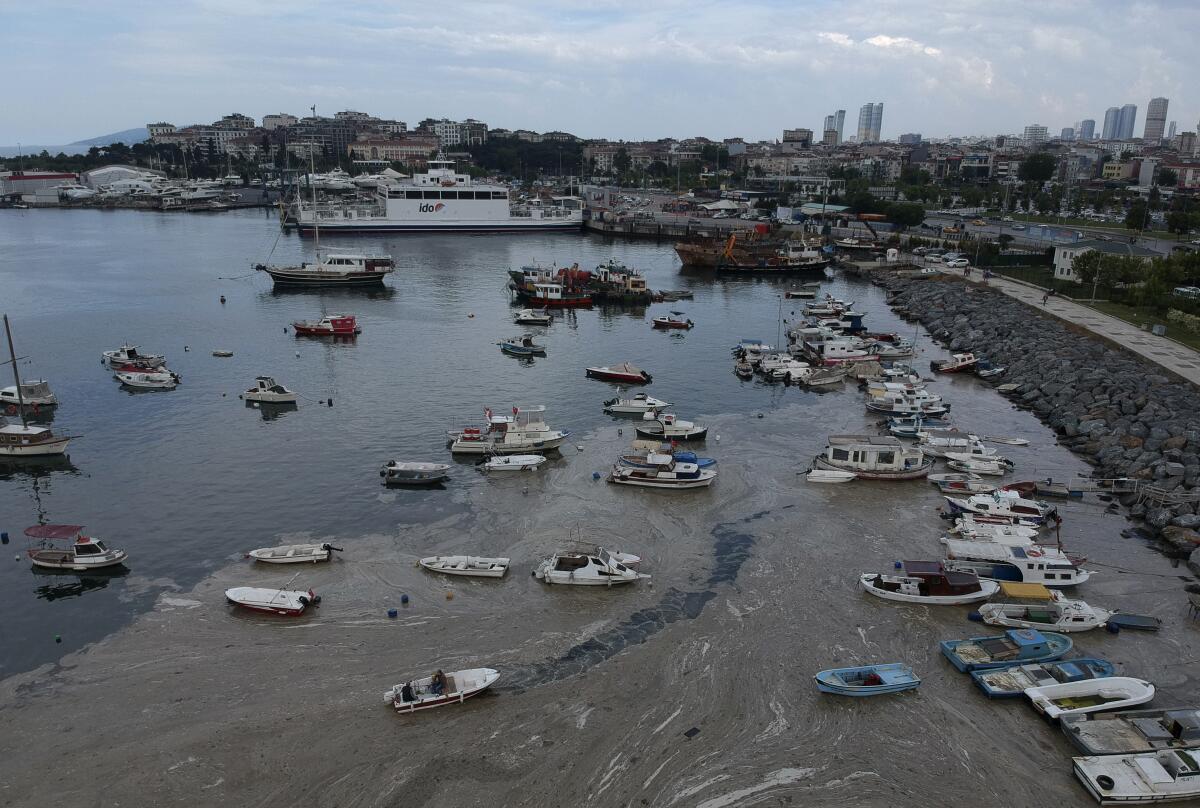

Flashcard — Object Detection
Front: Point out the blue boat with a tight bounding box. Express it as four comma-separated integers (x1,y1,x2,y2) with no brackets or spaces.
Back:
499,335,546,357
940,629,1073,673
617,450,716,470
814,663,921,697
970,658,1116,698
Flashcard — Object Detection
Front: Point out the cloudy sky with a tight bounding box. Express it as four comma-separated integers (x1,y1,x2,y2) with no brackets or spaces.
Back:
3,0,1197,144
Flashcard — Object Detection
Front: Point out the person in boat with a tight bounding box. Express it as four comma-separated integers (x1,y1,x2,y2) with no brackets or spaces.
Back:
400,682,415,702
431,670,446,695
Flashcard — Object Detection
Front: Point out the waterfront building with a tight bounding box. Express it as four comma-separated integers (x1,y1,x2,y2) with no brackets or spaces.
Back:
1143,97,1169,142
1054,240,1159,283
1078,119,1096,140
346,136,440,166
1118,104,1138,140
1102,107,1121,140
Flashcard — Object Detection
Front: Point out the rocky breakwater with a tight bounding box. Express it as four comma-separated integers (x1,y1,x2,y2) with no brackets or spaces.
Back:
878,273,1200,575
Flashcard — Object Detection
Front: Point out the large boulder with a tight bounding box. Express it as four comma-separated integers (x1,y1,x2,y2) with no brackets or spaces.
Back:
1161,526,1200,558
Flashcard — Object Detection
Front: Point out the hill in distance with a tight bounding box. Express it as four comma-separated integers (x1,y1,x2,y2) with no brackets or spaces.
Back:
0,127,150,159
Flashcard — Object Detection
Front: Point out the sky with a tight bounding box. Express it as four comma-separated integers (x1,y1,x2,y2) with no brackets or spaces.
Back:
2,0,1198,145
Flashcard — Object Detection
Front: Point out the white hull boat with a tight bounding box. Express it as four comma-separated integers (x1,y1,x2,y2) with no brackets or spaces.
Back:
25,524,128,571
1026,677,1156,720
603,394,672,414
928,473,998,494
116,370,178,390
534,547,649,585
1,380,57,408
947,455,1014,476
0,423,73,456
102,344,165,369
942,538,1092,586
952,517,1041,544
806,469,856,483
225,586,320,616
944,490,1056,524
419,556,510,578
635,412,707,442
381,461,451,485
859,567,999,605
384,667,500,713
248,543,340,564
244,376,298,403
1074,750,1200,805
513,309,552,326
980,595,1114,633
449,406,569,455
482,454,546,472
609,457,716,489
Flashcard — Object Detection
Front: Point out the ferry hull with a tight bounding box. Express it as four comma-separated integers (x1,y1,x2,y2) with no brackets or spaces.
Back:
297,219,582,235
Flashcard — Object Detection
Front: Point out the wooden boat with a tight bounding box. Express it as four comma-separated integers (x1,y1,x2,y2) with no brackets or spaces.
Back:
25,524,128,571
248,543,340,564
243,376,297,403
652,312,694,329
734,361,754,379
657,289,694,301
979,590,1114,633
102,344,165,369
619,442,715,470
860,561,999,605
930,353,978,374
1106,614,1163,632
1026,676,1155,720
603,394,672,414
225,586,319,615
256,253,394,288
419,556,509,578
292,314,360,336
449,406,569,455
1073,750,1200,805
585,363,652,384
635,412,707,442
940,628,1073,672
972,658,1116,699
929,472,998,494
1034,478,1086,499
381,461,451,485
609,456,716,489
481,454,546,472
499,334,546,357
814,663,921,696
1061,708,1200,755
383,668,500,713
807,469,856,483
534,547,649,585
513,308,552,326
942,539,1093,587
813,435,933,480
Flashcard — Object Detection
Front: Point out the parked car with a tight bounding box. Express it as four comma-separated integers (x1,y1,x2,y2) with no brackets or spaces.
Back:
1011,224,1026,231
971,219,986,226
1002,216,1014,222
945,258,970,268
926,254,945,263
912,246,929,256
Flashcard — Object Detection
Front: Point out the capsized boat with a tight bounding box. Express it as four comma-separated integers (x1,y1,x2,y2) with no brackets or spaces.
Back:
513,308,552,326
1061,708,1200,755
243,376,298,403
534,546,649,585
971,658,1116,699
25,524,128,571
652,312,694,329
931,353,978,374
603,393,672,414
102,344,165,369
225,586,320,616
381,461,451,485
383,668,500,713
292,314,361,336
635,411,707,442
859,561,999,605
481,454,546,472
248,543,341,564
979,587,1114,633
609,455,716,489
1026,676,1155,720
814,663,921,696
419,556,510,578
585,363,652,384
1073,749,1200,805
449,406,569,455
940,628,1073,672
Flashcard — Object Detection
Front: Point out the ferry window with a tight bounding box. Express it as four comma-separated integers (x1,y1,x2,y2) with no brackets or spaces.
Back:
492,191,507,199
423,191,439,199
443,191,458,200
405,191,421,199
831,449,849,461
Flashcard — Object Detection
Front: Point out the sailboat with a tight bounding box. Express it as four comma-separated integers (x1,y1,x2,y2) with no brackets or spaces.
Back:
255,131,395,288
1,315,75,458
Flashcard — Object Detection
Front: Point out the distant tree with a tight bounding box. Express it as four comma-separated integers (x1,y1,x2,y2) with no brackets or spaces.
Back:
1125,201,1148,230
1157,167,1178,188
613,148,631,176
960,185,985,207
886,202,925,229
1167,210,1193,237
1018,152,1057,185
847,191,880,214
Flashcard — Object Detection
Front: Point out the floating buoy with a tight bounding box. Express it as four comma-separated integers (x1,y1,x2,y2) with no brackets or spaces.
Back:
327,398,333,407
715,435,721,442
0,532,7,545
400,594,409,605
1106,622,1121,635
387,608,398,619
468,313,474,318
967,611,983,622
183,345,190,352
219,295,226,304
445,590,454,600
295,351,300,358
576,444,584,451
757,412,765,419
893,560,902,569
55,634,61,644
617,428,623,436
592,471,601,480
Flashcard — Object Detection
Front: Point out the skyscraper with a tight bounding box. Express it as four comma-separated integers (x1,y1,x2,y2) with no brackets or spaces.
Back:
857,103,883,141
834,109,845,142
1118,104,1138,140
1143,97,1168,141
1060,127,1074,141
823,115,835,135
1024,124,1048,145
1101,107,1120,140
870,104,883,141
1078,119,1095,140
1167,121,1177,140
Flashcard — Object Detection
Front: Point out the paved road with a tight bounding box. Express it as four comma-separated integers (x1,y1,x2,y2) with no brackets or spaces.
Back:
936,265,1200,386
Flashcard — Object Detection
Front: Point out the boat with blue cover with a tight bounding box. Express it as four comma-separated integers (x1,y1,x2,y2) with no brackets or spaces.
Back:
971,658,1116,698
940,628,1073,673
499,334,546,357
814,663,921,696
617,446,716,470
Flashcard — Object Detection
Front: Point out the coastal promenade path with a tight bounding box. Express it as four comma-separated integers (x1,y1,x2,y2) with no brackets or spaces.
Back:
936,267,1200,388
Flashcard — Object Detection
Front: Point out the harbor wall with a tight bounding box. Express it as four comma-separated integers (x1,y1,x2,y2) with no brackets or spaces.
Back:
877,272,1200,574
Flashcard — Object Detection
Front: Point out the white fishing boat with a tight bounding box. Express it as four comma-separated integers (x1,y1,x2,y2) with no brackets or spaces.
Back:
860,561,999,605
946,454,1014,476
635,411,707,441
419,556,510,578
383,668,501,713
813,435,933,480
1026,677,1156,720
942,538,1092,586
481,454,546,472
449,406,569,455
243,376,298,403
944,490,1057,524
2,317,76,456
225,586,320,616
806,469,857,483
609,455,716,489
534,547,649,585
248,543,340,564
115,370,178,390
952,516,1041,544
102,344,165,369
380,461,451,485
24,524,128,571
918,432,996,460
603,393,672,414
928,473,998,494
979,587,1114,632
789,365,847,386
513,308,552,326
1074,750,1200,805
1,380,57,409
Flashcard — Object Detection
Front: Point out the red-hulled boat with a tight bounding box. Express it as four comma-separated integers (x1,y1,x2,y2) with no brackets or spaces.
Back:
931,353,979,374
586,363,653,384
652,312,694,329
293,314,361,336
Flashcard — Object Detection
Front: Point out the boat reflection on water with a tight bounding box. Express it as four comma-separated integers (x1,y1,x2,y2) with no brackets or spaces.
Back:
31,565,129,602
0,454,79,481
2,404,56,425
263,285,398,302
245,400,298,421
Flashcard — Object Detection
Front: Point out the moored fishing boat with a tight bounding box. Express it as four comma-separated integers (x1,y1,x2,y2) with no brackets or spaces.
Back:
814,663,921,696
585,363,652,384
1,380,57,409
534,547,649,585
449,406,569,455
292,314,361,336
380,460,451,484
243,376,298,404
859,561,999,605
941,538,1092,586
979,588,1115,632
225,586,320,616
1073,749,1200,805
257,253,395,287
940,628,1073,672
609,454,716,489
651,312,694,329
928,473,998,494
513,308,552,326
806,469,856,483
972,658,1116,699
419,556,510,578
946,454,1014,476
943,490,1057,524
635,411,707,442
115,370,179,390
812,435,933,480
248,543,341,564
931,353,979,374
25,524,128,571
383,668,501,713
481,454,546,472
1026,677,1155,720
1061,708,1200,755
603,394,672,414
498,334,546,357
101,344,165,369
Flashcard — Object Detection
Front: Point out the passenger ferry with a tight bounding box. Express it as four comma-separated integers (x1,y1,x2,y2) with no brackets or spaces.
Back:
294,158,583,234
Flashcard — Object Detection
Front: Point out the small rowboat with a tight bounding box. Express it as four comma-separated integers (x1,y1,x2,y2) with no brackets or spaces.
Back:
814,663,921,696
941,628,1073,672
381,461,451,485
806,469,856,483
983,435,1029,446
1026,677,1156,720
482,454,546,472
225,586,319,616
383,667,500,713
585,363,652,384
212,350,234,358
248,543,341,564
419,556,510,578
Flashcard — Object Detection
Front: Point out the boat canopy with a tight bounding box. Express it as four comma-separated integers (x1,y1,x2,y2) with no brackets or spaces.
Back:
999,582,1053,599
24,524,85,540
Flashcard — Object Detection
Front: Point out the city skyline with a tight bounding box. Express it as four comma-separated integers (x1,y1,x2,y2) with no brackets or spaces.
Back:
2,0,1198,145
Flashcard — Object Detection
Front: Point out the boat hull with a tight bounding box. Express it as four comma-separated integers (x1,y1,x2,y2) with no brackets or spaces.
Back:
450,436,567,455
813,456,933,480
859,574,999,605
586,369,651,384
634,426,707,442
259,268,389,287
300,219,582,234
0,437,72,457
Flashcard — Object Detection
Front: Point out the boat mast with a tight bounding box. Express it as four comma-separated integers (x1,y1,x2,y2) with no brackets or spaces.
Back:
3,314,29,429
310,104,320,257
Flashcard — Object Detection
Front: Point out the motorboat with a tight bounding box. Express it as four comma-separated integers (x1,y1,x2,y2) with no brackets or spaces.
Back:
813,435,933,480
918,433,997,460
243,376,297,403
946,454,1014,476
383,668,500,713
951,516,1041,544
931,353,979,374
651,312,694,329
520,281,592,308
481,454,546,472
859,561,999,605
940,628,1073,672
603,393,672,414
499,334,546,357
806,469,856,483
980,585,1114,632
942,538,1092,586
1,380,57,409
449,406,569,455
768,360,814,382
618,441,715,470
865,395,950,418
585,363,652,384
224,586,320,615
248,543,341,564
102,344,165,369
609,455,716,489
928,473,998,494
887,415,952,438
24,524,128,571
513,309,552,326
803,338,875,366
868,339,915,359
1073,750,1200,805
381,461,451,485
790,365,847,386
814,663,920,697
256,253,395,288
1061,708,1200,755
292,314,361,336
972,658,1116,699
419,556,510,578
805,296,855,315
116,369,179,390
635,411,707,442
943,490,1057,524
535,546,649,585
1026,677,1156,720
734,360,754,379
982,435,1030,447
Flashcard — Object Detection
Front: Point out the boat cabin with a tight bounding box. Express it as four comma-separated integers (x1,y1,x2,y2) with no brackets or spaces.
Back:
943,539,1088,586
820,435,926,473
873,561,986,597
309,254,394,272
1,423,57,447
1,380,56,407
253,377,289,394
592,260,647,292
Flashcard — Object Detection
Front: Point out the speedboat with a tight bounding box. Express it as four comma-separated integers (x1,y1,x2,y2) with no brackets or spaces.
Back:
419,556,510,578
116,370,179,390
635,411,707,442
449,406,569,455
102,344,165,369
931,353,979,374
24,524,128,571
380,461,451,485
651,312,694,329
481,454,546,472
513,309,552,326
971,658,1116,699
609,455,716,489
1026,676,1155,720
292,314,361,336
943,490,1057,524
1,380,57,409
383,668,500,713
1073,750,1200,805
499,334,546,357
248,543,341,564
814,663,921,697
224,586,320,616
586,363,652,384
603,393,672,414
859,561,998,605
940,628,1073,672
534,546,649,585
243,376,297,403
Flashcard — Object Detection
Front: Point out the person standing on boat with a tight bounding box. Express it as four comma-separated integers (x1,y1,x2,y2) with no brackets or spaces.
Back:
400,682,415,702
431,670,446,695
